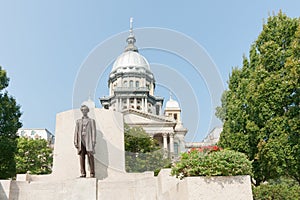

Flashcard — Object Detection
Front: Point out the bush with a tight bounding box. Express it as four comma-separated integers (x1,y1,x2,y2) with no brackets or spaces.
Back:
125,149,171,175
171,147,252,179
124,124,171,175
253,180,300,200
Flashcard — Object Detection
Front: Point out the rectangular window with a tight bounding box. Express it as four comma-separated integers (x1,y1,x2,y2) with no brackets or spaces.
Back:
174,113,178,120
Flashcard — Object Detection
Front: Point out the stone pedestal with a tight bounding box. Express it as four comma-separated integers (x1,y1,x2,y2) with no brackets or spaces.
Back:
8,178,97,200
50,108,125,180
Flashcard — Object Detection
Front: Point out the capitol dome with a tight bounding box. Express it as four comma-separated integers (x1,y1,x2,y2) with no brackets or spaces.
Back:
106,18,156,97
111,51,150,72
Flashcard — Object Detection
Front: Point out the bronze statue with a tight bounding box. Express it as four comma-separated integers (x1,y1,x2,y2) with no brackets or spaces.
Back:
74,105,96,178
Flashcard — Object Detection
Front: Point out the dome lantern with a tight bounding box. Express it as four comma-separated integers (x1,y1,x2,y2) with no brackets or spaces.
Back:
110,17,151,73
125,17,138,52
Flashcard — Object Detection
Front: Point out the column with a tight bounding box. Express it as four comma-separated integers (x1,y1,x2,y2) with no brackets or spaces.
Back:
145,98,148,112
169,133,174,156
119,98,121,111
127,98,129,109
134,98,137,109
141,98,144,111
162,133,168,150
116,98,119,111
159,104,162,115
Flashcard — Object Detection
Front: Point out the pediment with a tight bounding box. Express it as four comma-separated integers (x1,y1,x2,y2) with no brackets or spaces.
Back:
123,109,175,126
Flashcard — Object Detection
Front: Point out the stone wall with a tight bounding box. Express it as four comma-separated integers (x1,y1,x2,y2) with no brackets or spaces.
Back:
158,170,253,200
1,179,97,200
0,170,253,200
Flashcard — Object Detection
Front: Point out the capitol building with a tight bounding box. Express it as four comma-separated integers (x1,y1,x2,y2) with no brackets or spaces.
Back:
100,22,188,157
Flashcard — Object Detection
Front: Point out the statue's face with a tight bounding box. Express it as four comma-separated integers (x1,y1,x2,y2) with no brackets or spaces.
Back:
81,107,89,116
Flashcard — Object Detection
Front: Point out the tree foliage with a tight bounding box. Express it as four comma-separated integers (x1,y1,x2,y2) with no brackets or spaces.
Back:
15,137,53,174
253,177,300,200
0,66,22,179
124,124,170,174
124,124,158,153
216,12,300,185
171,147,252,179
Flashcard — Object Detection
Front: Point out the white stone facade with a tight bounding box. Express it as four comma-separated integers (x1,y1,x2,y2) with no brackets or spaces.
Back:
17,128,55,145
185,126,223,150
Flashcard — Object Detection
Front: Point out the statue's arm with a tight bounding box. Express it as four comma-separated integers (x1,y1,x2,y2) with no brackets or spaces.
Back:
92,119,96,146
74,120,79,148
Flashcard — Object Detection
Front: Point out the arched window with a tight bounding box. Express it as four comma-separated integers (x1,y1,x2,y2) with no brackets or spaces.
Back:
135,81,139,88
129,80,133,88
123,81,128,87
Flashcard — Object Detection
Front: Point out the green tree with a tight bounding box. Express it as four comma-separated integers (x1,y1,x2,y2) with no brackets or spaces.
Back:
253,177,300,200
124,124,158,153
15,137,53,174
0,66,22,179
216,12,300,185
124,124,170,174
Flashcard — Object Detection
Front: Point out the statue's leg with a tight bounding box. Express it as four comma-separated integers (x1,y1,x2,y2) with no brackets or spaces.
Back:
80,143,87,177
87,152,95,177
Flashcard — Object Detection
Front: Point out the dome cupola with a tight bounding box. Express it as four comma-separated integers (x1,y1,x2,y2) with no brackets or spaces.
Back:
110,18,151,73
165,96,180,110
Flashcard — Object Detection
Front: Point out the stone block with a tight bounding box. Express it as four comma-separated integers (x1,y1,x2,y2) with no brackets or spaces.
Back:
184,175,253,200
98,174,157,200
50,108,125,180
157,168,180,195
0,180,11,200
9,178,97,200
16,173,31,182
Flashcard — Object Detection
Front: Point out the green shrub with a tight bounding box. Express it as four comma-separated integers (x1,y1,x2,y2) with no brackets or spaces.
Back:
125,149,171,175
253,181,300,200
171,147,252,179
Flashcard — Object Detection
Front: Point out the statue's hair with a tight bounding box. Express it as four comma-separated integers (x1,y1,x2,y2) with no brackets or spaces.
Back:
80,105,89,112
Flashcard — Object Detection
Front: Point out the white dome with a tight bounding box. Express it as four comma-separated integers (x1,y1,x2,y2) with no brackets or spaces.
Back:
111,51,150,72
165,98,180,108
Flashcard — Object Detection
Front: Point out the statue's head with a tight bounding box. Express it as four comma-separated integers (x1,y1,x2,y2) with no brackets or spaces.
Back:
80,105,89,116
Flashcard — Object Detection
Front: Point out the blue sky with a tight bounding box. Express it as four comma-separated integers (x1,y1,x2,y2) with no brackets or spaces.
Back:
1,1,299,141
